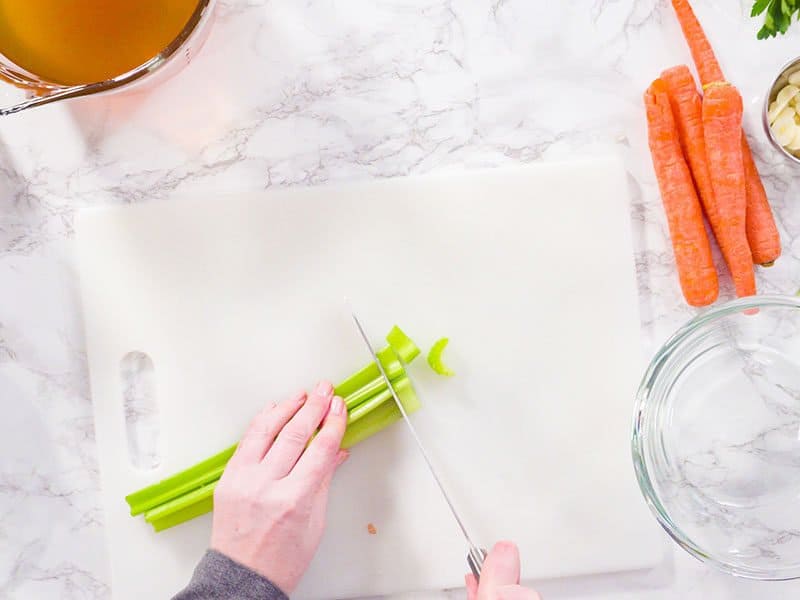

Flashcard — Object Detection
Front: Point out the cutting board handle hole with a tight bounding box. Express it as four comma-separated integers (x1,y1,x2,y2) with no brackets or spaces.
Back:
121,351,161,470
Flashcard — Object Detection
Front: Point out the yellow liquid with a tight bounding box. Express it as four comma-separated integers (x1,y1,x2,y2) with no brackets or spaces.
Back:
0,0,199,85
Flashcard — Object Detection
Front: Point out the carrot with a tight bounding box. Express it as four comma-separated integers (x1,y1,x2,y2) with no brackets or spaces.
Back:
741,135,781,265
670,0,781,267
645,79,718,307
670,0,724,87
702,84,754,297
660,65,717,225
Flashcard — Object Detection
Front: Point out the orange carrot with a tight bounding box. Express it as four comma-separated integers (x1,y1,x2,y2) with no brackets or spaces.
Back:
660,65,717,225
670,0,724,87
645,79,718,307
702,84,754,297
741,135,781,265
670,0,781,267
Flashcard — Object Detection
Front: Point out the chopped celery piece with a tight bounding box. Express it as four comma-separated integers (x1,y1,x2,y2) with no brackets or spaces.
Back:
342,377,421,448
386,325,420,363
427,337,455,376
335,346,399,398
125,445,236,515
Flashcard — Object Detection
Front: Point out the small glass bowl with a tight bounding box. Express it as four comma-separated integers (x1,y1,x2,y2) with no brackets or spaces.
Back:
633,295,800,580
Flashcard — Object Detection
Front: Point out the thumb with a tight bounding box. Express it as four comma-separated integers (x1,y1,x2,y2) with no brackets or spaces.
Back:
478,541,520,599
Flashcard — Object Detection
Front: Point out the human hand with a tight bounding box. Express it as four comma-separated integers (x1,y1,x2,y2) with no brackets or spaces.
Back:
210,381,348,595
465,541,541,600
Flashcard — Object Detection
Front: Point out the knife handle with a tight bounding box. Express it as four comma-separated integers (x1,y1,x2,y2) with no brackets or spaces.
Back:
467,547,488,580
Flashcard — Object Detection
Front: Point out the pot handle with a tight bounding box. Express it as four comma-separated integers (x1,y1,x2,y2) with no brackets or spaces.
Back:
1,81,103,117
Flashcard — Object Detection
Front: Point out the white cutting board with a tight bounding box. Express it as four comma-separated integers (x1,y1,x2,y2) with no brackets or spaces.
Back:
76,158,662,600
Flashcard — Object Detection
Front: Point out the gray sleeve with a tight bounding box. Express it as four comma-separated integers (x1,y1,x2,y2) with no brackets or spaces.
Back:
172,549,289,600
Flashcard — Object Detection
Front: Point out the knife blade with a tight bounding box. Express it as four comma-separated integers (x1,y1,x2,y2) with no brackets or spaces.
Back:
349,310,487,579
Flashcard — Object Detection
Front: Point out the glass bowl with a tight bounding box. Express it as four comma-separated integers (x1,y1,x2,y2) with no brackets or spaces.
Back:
633,295,800,580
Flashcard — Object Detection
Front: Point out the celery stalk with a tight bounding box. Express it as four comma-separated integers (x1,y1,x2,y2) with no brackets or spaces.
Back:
336,346,400,397
126,325,427,532
125,445,236,516
139,378,420,531
144,480,216,524
126,358,400,517
347,378,408,424
343,372,402,410
149,491,214,532
342,377,421,448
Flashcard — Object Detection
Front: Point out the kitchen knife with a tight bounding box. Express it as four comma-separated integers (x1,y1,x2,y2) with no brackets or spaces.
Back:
350,310,487,580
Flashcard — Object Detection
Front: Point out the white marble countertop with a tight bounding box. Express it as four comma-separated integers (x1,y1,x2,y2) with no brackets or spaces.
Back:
3,0,800,598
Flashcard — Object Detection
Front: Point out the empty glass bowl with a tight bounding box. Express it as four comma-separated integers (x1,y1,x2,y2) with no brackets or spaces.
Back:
633,295,800,580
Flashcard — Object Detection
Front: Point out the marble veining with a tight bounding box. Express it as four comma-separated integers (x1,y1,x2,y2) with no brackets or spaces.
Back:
3,0,800,598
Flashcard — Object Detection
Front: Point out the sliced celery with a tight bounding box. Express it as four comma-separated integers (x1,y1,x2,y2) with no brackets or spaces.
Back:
427,337,455,376
125,445,236,516
386,325,420,363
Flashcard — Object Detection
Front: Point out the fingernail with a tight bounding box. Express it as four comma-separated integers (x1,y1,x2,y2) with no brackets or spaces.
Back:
336,450,350,465
330,395,345,415
295,392,307,405
315,380,334,398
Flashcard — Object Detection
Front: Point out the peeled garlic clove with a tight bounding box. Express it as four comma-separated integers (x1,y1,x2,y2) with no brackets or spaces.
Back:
778,84,799,105
769,100,780,118
787,127,800,151
769,84,800,124
788,71,800,86
772,106,798,147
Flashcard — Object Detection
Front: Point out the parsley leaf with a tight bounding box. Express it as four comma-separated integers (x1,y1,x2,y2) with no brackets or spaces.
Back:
753,0,800,38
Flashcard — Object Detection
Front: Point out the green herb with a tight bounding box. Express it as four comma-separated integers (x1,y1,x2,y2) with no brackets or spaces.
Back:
752,0,800,39
427,337,455,376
